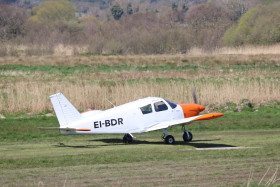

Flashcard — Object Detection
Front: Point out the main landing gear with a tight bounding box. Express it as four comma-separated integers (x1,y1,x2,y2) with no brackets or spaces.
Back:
161,127,193,144
161,128,175,144
123,133,133,143
123,127,193,144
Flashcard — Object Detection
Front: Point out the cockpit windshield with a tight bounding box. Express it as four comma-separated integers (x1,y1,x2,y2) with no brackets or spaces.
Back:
163,99,177,109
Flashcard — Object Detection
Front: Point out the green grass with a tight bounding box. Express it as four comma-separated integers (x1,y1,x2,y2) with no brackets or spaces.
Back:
0,108,280,186
0,64,199,74
1,63,280,76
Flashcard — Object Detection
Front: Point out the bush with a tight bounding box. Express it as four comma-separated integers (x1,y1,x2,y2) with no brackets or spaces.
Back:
0,43,8,56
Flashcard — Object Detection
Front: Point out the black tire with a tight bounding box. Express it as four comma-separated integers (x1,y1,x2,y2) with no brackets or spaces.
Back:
165,135,175,144
123,134,133,144
183,131,193,142
123,136,127,143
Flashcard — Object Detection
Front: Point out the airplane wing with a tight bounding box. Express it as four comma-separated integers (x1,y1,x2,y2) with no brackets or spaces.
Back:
144,113,223,132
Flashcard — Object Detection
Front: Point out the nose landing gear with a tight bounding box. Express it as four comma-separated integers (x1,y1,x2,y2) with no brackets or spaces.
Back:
182,126,193,142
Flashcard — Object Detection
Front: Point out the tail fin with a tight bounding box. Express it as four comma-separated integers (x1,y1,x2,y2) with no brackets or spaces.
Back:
49,92,82,127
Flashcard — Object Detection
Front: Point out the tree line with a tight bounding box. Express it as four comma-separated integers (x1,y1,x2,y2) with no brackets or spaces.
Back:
0,0,280,55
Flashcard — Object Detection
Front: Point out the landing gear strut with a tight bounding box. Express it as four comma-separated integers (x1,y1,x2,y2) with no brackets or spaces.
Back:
162,128,175,144
123,133,133,143
182,126,193,142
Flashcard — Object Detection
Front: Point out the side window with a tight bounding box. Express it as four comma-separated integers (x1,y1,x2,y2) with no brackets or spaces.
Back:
154,101,168,112
140,104,153,114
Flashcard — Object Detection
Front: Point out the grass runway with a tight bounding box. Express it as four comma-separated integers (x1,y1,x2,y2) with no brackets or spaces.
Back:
1,111,280,186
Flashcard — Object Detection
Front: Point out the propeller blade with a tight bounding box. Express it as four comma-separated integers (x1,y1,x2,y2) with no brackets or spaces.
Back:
192,87,198,104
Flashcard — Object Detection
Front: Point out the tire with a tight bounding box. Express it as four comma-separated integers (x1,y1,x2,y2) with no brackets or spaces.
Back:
123,135,127,143
165,135,175,144
183,131,193,142
123,134,133,144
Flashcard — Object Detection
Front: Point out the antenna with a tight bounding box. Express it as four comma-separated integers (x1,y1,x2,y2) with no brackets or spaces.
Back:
105,98,116,108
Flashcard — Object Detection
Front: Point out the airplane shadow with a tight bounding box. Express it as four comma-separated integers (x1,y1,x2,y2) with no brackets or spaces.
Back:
54,144,99,148
183,142,235,148
92,138,235,148
91,138,221,144
53,142,123,148
53,138,234,149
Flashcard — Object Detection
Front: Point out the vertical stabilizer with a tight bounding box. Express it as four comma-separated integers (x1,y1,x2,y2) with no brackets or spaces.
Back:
49,92,82,127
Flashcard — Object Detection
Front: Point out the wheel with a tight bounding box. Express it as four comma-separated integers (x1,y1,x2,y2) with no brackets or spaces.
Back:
123,134,133,144
183,131,193,142
165,135,175,144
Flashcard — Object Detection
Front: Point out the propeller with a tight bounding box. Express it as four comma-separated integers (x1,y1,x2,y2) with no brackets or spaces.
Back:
192,87,198,104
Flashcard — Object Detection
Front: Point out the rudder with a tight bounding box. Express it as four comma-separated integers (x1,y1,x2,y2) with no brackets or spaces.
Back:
49,92,82,127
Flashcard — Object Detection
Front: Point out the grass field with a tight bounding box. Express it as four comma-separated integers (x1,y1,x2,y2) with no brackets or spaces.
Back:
1,54,280,114
0,53,280,186
1,108,280,186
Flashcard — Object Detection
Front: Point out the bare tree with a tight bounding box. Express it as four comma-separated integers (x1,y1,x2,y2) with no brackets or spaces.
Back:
0,4,27,40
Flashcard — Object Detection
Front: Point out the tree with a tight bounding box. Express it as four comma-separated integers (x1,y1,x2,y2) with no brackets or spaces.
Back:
172,3,178,11
110,3,124,20
223,1,280,46
3,0,17,4
127,3,133,15
0,4,27,40
135,6,139,13
186,3,234,50
182,3,188,13
30,0,76,24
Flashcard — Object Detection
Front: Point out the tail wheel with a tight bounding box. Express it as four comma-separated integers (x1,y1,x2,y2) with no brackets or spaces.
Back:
183,131,193,142
123,134,133,144
165,135,175,144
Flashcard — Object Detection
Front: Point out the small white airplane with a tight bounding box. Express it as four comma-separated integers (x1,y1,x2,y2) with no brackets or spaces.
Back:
48,91,223,144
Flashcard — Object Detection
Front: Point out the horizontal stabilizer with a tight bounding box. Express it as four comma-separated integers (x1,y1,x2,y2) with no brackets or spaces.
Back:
75,129,91,131
38,127,61,130
38,127,91,131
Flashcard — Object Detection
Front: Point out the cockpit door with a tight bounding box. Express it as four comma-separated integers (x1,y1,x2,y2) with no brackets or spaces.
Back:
152,100,173,123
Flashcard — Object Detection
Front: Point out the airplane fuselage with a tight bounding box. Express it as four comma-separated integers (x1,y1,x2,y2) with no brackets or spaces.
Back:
60,97,184,134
